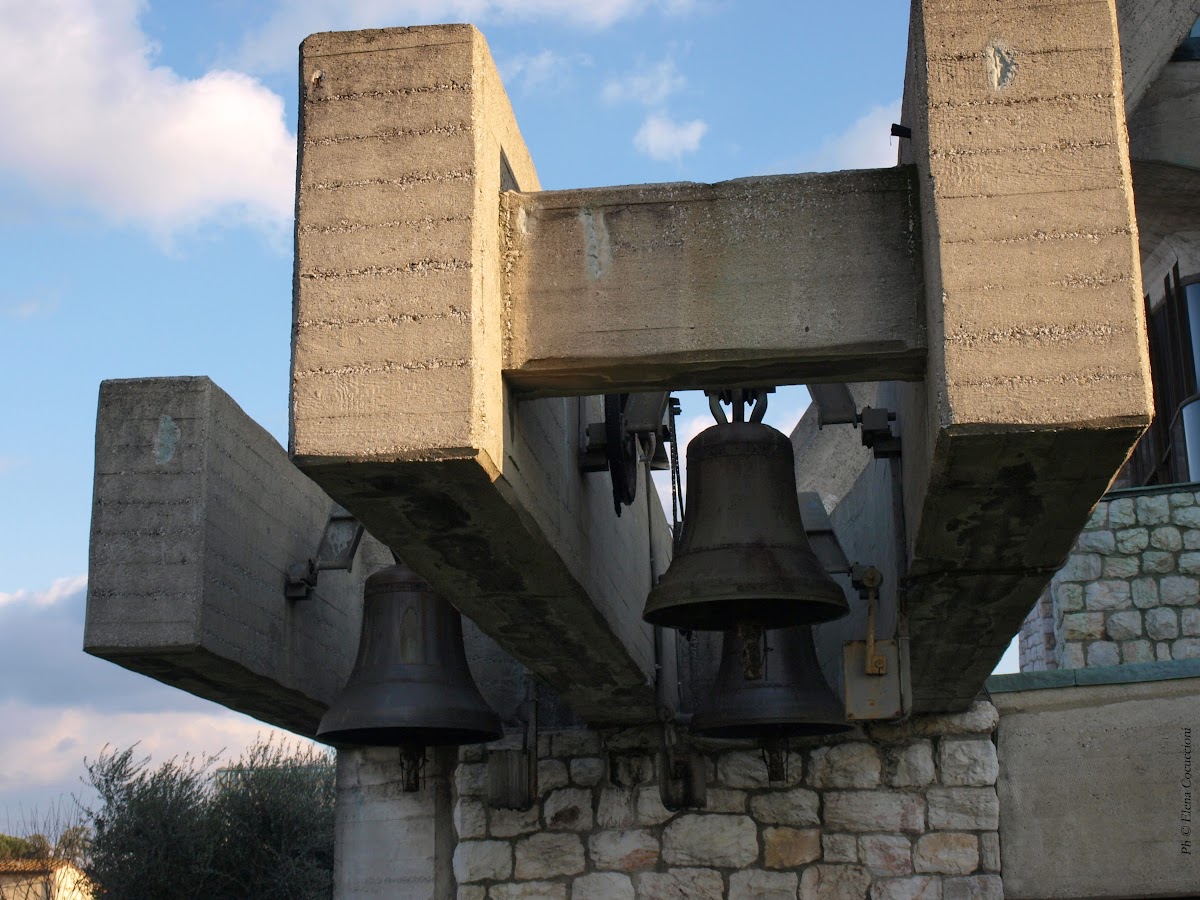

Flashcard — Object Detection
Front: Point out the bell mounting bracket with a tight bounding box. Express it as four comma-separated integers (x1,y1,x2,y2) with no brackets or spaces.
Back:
284,503,366,601
705,387,773,425
580,392,676,516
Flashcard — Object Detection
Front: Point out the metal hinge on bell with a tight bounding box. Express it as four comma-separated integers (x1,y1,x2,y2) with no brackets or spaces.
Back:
284,503,366,601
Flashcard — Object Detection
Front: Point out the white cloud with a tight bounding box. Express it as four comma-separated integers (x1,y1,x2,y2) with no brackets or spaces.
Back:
789,99,902,173
0,576,88,610
237,0,690,73
500,49,574,93
634,113,708,161
0,0,295,237
603,58,685,106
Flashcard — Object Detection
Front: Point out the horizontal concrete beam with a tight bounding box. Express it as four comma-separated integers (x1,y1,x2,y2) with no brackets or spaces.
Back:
501,170,927,396
84,377,394,736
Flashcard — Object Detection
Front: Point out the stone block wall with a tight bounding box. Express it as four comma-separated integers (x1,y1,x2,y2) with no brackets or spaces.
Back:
1019,486,1200,671
450,702,1002,899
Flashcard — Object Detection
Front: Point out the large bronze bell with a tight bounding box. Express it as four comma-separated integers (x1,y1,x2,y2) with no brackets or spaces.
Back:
317,563,502,748
690,625,851,739
643,420,850,630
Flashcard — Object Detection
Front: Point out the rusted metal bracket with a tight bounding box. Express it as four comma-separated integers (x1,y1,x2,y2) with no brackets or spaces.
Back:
284,503,365,601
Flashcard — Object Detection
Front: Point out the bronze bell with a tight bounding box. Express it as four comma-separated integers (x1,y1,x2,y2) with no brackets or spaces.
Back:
643,420,850,631
690,625,851,739
317,563,502,749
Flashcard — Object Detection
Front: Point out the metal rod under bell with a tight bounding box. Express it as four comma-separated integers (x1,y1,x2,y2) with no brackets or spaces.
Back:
399,744,425,793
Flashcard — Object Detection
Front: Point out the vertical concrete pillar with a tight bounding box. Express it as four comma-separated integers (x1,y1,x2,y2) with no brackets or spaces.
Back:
334,747,455,899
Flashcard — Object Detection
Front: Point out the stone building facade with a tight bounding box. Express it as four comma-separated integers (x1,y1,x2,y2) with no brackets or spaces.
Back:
1019,484,1200,671
445,703,1001,900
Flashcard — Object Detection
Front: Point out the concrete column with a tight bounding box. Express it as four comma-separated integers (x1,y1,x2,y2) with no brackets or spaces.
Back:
334,747,455,899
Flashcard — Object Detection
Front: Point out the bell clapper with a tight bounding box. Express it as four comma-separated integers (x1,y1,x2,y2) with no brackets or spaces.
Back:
736,621,767,680
398,744,425,793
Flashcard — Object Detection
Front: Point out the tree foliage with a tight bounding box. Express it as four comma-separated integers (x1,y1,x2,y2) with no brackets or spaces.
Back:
82,738,335,900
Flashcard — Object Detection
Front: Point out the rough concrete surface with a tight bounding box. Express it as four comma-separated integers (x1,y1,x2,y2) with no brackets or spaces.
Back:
1117,0,1200,112
85,376,392,736
994,677,1200,898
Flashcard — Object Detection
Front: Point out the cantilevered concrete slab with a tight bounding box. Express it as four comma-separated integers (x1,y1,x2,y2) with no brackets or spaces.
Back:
1117,0,1200,111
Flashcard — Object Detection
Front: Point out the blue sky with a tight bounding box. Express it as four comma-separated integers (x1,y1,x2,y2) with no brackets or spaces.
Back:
0,0,1017,819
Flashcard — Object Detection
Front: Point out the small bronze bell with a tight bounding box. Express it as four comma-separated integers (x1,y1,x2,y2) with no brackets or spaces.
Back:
690,625,850,739
317,563,502,750
643,418,850,631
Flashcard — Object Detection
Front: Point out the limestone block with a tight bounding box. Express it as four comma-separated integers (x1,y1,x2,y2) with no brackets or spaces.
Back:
457,764,488,797
938,740,998,787
453,841,513,883
1086,503,1107,528
1122,640,1156,663
913,833,978,875
1186,529,1200,550
1085,581,1131,611
1103,555,1140,578
459,887,486,900
1116,528,1149,554
1157,641,1173,660
1088,641,1121,666
1183,608,1200,636
543,788,593,832
550,730,602,757
869,702,998,740
1058,643,1086,669
513,833,585,879
1061,612,1104,641
489,804,540,839
570,757,605,787
749,787,821,826
588,829,659,871
488,884,566,900
1173,638,1200,658
635,868,723,900
661,814,759,868
572,873,634,900
729,870,799,900
455,798,487,839
704,788,747,813
1181,551,1200,575
596,787,635,829
1170,492,1197,507
1057,583,1084,612
1133,577,1159,608
1076,529,1115,553
1151,526,1183,551
979,833,1000,873
763,827,821,868
717,750,799,788
634,787,673,827
799,864,872,900
889,742,936,787
809,743,882,788
859,834,914,876
1059,553,1102,581
926,788,999,831
872,877,942,900
1145,607,1180,640
1109,499,1136,527
1105,610,1142,641
610,754,656,788
823,832,859,863
1142,551,1175,574
537,759,569,793
1162,576,1200,605
824,791,926,833
1137,494,1171,525
1174,506,1200,528
942,875,1003,900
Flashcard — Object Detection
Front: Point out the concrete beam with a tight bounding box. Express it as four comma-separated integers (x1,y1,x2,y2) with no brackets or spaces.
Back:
291,26,660,725
1117,0,1200,112
84,377,393,737
501,170,926,396
894,0,1153,711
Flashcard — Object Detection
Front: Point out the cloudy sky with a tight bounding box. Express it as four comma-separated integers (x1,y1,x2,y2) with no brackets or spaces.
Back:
0,0,1020,821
